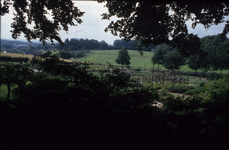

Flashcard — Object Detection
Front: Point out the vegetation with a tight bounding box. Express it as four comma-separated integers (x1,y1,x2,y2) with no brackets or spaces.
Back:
0,56,29,63
98,1,229,55
1,1,229,149
185,87,205,95
115,47,131,67
1,52,228,150
168,86,195,93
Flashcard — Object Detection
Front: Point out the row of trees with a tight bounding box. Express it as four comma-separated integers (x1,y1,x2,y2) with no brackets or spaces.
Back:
188,34,229,74
1,38,156,53
56,38,111,51
152,43,186,71
152,34,229,73
113,39,155,51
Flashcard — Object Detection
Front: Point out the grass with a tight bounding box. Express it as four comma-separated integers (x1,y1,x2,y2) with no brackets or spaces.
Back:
0,52,34,61
0,84,8,100
63,50,229,75
72,50,154,69
3,50,228,75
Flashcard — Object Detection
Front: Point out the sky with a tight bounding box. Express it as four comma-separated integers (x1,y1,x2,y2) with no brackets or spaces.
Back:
1,1,229,45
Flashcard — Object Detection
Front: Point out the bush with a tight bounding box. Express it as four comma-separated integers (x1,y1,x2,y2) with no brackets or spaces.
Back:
160,87,169,97
60,51,72,59
0,56,29,62
168,86,195,93
207,72,222,80
184,87,205,95
72,51,85,58
199,81,205,87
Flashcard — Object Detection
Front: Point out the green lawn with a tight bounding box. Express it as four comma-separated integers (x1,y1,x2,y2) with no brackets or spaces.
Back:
75,50,155,69
71,50,229,74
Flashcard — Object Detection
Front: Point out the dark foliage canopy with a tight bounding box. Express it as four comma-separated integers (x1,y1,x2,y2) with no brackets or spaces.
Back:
1,0,84,45
98,1,229,56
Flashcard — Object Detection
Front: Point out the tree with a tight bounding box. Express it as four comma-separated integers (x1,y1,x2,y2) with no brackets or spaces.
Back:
200,34,229,73
152,48,165,70
99,40,109,50
1,0,84,46
29,45,36,51
2,44,13,49
152,43,175,70
98,1,229,55
115,47,131,67
187,54,202,74
162,49,186,71
60,51,72,59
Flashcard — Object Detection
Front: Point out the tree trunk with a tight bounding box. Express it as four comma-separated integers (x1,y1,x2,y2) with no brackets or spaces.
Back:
6,84,11,101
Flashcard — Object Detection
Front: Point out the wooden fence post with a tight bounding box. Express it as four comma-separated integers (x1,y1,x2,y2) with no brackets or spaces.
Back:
179,63,182,87
152,62,154,88
143,62,146,84
188,72,189,86
162,71,165,88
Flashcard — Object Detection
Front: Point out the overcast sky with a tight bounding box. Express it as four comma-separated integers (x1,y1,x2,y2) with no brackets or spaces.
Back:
1,1,229,45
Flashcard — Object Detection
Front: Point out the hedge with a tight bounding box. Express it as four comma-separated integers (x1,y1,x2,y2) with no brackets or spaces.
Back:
0,56,29,62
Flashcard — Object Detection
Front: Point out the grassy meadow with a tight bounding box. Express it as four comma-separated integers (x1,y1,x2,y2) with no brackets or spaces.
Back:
72,50,229,74
0,52,34,60
1,50,229,74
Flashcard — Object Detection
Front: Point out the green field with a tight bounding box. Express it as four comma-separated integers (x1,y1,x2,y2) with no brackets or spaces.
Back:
2,50,229,74
74,50,154,69
0,52,34,60
71,50,229,74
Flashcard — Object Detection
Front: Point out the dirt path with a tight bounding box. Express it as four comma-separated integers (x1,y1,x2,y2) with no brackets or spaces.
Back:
168,92,191,98
157,90,191,98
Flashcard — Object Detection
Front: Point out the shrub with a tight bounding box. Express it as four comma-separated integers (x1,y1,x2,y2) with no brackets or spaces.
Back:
184,87,205,95
60,51,72,59
207,72,222,80
168,86,194,93
199,81,205,87
160,87,169,97
72,51,85,58
0,56,29,62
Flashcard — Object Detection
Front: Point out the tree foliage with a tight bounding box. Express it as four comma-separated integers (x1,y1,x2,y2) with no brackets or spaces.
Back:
2,1,229,56
187,54,202,74
115,47,131,66
152,43,185,70
1,51,228,150
1,0,84,45
196,34,229,73
162,49,186,70
57,38,109,51
98,1,229,55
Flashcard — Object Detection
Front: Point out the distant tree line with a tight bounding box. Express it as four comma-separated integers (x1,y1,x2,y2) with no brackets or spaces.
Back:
56,38,111,51
56,38,156,51
113,39,155,51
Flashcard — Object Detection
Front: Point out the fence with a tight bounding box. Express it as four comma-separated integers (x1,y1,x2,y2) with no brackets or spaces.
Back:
82,63,217,87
